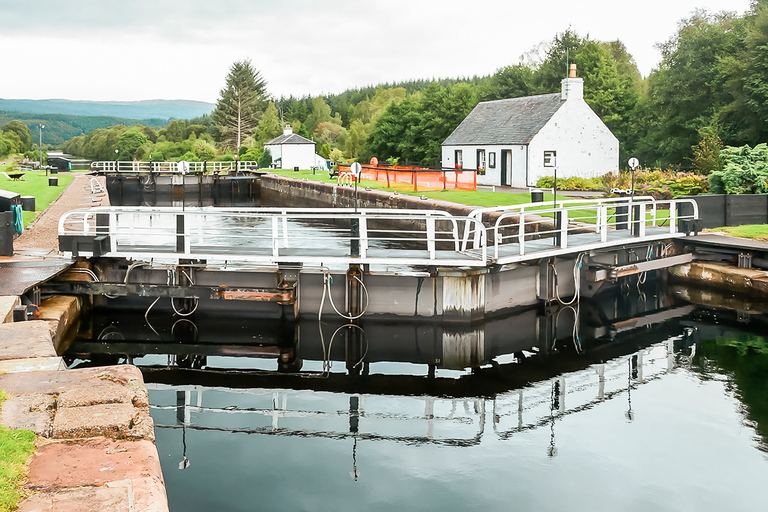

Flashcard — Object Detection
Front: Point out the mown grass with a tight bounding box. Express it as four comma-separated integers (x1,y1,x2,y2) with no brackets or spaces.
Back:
0,168,74,228
706,224,768,241
248,169,681,228
0,389,36,511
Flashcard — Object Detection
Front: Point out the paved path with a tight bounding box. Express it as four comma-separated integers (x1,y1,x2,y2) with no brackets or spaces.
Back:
14,174,108,255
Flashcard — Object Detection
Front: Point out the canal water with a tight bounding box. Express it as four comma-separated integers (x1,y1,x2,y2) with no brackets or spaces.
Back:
66,298,768,512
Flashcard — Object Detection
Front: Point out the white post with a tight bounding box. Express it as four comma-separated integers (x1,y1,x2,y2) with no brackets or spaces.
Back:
271,216,280,257
427,215,436,259
282,212,289,248
360,213,368,258
560,210,568,249
669,201,677,234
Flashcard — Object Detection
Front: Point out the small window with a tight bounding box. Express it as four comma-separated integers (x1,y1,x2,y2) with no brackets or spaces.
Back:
476,149,486,170
455,150,463,169
488,152,496,169
543,150,556,167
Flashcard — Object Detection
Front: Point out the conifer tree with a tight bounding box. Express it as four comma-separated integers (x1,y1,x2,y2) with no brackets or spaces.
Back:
212,60,268,151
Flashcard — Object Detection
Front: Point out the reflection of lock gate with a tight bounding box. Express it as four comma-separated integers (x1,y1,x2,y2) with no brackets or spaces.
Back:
146,336,682,445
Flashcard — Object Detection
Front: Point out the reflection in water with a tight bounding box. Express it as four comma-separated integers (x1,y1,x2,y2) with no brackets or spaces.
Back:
65,297,768,511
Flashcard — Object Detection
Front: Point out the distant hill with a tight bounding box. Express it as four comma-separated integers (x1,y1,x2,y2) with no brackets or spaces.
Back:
0,98,214,120
0,111,173,145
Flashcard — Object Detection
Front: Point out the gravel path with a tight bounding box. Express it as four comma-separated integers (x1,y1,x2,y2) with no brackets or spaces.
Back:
14,174,109,254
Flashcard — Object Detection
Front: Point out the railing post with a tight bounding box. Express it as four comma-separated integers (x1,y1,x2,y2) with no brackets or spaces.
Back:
272,216,280,257
176,213,186,253
518,213,525,256
632,204,641,236
669,201,677,234
360,213,368,258
638,204,646,238
282,212,289,248
426,215,436,259
560,210,568,248
600,206,608,243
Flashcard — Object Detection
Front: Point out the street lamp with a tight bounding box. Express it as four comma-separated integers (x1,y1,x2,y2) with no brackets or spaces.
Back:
39,124,45,175
115,149,119,172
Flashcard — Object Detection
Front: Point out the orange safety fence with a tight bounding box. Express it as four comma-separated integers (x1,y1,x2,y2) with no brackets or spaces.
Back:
337,164,477,192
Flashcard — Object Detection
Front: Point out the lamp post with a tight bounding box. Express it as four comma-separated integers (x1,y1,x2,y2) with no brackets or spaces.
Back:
114,149,119,172
39,124,45,175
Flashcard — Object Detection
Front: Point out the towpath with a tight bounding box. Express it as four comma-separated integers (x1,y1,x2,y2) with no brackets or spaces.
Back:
14,173,108,254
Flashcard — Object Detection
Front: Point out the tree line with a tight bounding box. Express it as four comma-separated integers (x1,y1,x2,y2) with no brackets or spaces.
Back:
15,3,768,173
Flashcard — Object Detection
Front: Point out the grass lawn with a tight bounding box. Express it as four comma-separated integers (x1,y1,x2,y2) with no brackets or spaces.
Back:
706,224,768,241
0,390,36,511
265,169,677,227
0,168,73,228
267,168,543,207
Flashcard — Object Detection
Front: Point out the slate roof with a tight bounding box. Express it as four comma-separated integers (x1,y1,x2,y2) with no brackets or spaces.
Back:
265,133,315,145
442,93,564,146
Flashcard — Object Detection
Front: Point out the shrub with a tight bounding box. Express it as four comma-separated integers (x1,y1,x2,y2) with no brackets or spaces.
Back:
709,143,768,194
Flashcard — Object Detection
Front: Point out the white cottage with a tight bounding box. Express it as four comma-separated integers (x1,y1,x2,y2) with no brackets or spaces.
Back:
264,125,317,170
441,65,618,188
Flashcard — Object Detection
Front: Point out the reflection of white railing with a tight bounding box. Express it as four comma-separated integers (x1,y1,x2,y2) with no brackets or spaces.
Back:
148,385,486,446
146,337,687,447
59,206,487,266
90,160,260,174
492,338,680,439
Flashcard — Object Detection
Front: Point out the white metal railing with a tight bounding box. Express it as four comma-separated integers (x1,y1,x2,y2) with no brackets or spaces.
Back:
59,199,699,266
459,197,699,262
89,160,260,174
58,206,487,266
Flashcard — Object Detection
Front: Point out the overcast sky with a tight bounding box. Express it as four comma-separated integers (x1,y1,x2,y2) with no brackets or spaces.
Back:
1,0,753,104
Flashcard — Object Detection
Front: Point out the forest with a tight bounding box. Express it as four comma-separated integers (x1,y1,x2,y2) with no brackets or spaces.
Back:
3,4,767,174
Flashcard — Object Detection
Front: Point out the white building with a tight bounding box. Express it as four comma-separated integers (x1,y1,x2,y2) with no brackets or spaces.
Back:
264,125,318,170
441,65,619,188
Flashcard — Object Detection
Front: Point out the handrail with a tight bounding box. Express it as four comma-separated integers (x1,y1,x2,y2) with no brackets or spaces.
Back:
89,161,260,174
58,200,695,267
490,197,700,260
59,207,486,266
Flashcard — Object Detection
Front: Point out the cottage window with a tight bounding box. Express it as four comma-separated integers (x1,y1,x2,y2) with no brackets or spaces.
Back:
543,150,556,167
489,152,496,169
455,150,463,169
476,149,486,170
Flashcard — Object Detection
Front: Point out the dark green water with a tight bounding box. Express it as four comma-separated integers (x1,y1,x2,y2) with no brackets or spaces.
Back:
68,304,768,511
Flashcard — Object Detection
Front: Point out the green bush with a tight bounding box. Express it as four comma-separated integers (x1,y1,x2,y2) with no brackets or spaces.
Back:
710,143,768,194
535,176,602,190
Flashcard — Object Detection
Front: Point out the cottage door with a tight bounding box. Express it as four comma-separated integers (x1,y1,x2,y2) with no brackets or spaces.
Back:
501,150,512,186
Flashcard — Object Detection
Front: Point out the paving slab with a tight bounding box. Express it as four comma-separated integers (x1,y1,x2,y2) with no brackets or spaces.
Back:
52,402,136,440
0,320,56,360
0,365,144,397
20,485,131,512
0,295,20,323
25,438,164,491
0,393,55,436
0,357,64,373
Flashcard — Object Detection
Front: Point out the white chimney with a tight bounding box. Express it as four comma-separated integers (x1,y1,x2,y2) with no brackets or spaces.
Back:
283,124,293,136
561,63,583,101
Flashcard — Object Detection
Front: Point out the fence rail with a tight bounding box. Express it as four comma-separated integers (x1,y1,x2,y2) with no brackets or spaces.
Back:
90,160,260,174
58,197,698,266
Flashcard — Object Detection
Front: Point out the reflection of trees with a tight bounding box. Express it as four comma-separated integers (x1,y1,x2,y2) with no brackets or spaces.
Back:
693,333,768,451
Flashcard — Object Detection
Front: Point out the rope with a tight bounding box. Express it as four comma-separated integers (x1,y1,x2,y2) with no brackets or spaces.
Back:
11,204,23,234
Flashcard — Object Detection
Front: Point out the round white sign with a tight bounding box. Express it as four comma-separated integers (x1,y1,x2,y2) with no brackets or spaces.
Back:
350,162,362,176
628,157,639,170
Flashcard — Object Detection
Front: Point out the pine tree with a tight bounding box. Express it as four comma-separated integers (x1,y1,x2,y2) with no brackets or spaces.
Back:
211,60,268,151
